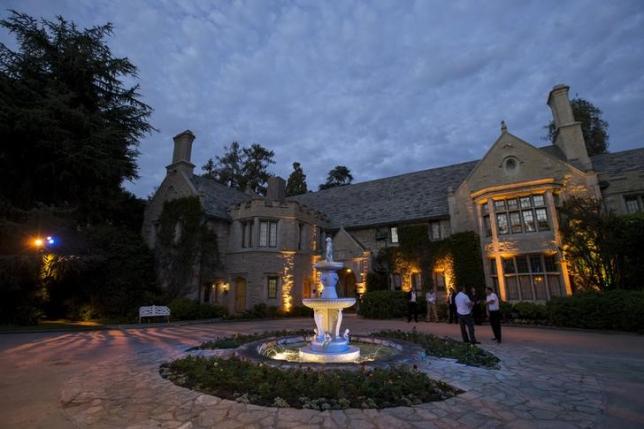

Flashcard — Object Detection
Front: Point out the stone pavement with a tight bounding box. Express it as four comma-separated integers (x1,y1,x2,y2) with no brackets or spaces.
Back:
1,316,644,428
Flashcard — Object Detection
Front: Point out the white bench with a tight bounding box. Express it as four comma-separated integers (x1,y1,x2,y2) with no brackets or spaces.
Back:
139,305,171,323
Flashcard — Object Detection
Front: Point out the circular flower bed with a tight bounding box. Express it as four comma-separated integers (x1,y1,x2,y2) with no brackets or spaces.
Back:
160,356,460,410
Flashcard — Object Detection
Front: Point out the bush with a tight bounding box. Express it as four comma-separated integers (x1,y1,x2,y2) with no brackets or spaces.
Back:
365,272,388,291
359,290,428,319
372,330,500,369
512,302,548,321
161,356,459,409
546,290,644,332
168,298,227,321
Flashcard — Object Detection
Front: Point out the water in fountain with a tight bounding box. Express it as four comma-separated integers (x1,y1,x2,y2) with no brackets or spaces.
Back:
299,237,360,363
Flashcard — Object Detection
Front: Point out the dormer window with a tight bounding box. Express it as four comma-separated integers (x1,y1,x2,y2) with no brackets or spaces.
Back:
390,227,399,243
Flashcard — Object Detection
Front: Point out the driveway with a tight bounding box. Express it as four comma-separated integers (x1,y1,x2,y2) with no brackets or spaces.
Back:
1,316,643,428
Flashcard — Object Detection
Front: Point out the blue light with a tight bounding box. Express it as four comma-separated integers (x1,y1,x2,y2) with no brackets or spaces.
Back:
46,236,55,245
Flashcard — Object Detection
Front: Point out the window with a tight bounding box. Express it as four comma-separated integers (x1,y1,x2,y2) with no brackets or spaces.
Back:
484,215,492,237
489,259,499,294
625,195,643,214
411,273,422,292
500,254,562,301
267,276,278,299
496,213,509,235
390,273,402,290
430,222,442,240
390,227,399,243
259,220,278,247
241,221,253,248
489,194,550,236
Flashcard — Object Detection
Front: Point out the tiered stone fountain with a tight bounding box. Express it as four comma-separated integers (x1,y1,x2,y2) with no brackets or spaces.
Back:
299,238,360,363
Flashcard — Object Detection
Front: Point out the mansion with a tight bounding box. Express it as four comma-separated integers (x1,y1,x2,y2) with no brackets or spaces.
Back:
143,84,644,313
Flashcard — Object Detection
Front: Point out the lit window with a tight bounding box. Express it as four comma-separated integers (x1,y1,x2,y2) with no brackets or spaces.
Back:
522,210,536,232
267,276,278,299
510,211,522,234
535,208,549,230
500,254,562,301
390,227,399,243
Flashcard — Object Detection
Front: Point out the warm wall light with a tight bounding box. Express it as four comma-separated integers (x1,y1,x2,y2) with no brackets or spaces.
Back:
33,238,44,248
222,283,230,293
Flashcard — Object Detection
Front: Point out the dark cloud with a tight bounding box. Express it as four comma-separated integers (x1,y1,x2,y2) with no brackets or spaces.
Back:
2,0,643,196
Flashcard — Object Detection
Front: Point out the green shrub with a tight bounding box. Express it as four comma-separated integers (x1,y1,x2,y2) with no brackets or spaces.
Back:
359,290,428,319
168,298,227,321
546,290,644,332
372,330,500,369
512,302,548,321
161,356,459,409
365,272,388,291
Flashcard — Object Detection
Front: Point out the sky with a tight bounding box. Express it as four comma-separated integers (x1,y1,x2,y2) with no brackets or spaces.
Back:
2,0,643,197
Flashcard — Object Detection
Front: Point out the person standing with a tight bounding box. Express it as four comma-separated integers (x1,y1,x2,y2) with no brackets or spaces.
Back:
485,287,502,343
407,288,418,323
469,287,482,325
447,287,457,324
426,289,438,322
455,286,478,344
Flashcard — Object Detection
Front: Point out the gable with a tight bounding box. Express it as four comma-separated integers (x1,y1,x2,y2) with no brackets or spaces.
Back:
464,132,582,194
332,228,366,260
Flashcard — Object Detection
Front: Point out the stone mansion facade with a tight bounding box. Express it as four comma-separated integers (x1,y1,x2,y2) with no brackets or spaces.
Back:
143,84,644,313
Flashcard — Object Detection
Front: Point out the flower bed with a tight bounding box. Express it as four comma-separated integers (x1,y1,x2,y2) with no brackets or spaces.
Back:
160,356,459,410
372,330,500,369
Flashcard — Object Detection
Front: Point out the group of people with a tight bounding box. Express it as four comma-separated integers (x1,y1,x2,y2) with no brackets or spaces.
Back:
406,286,502,344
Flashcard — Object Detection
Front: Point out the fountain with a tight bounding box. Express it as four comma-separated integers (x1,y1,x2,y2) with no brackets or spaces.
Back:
299,237,360,363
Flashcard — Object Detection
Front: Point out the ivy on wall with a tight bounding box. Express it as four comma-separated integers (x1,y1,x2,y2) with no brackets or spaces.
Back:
369,224,484,293
156,197,221,299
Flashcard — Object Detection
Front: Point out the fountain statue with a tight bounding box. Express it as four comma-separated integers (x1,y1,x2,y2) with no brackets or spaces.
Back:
300,237,360,362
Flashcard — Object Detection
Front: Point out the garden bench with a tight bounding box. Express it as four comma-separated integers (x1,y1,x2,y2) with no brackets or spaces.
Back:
138,305,171,323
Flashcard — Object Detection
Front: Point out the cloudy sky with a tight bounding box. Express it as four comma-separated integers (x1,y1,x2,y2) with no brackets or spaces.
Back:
2,1,643,197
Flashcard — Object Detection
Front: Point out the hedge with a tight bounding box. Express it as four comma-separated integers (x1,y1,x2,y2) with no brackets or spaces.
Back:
546,290,644,332
358,290,426,319
359,290,644,332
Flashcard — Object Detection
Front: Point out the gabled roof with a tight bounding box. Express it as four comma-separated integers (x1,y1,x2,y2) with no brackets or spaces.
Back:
590,148,644,176
190,175,251,220
290,160,478,229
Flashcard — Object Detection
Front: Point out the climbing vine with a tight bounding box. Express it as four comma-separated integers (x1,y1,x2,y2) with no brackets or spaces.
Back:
371,225,483,293
156,197,221,299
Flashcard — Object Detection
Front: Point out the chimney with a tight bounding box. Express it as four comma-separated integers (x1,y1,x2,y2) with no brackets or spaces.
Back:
266,176,286,201
167,130,196,177
547,85,591,171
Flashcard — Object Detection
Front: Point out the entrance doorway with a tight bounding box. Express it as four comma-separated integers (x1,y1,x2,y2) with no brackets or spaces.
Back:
339,269,356,298
234,277,246,312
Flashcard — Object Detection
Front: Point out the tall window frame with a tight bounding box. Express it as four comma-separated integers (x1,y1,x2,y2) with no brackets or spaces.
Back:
491,194,550,236
267,276,279,299
259,220,278,248
501,254,563,301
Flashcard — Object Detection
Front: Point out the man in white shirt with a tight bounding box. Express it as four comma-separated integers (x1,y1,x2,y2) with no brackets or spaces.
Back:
455,286,478,344
425,289,438,322
485,287,502,343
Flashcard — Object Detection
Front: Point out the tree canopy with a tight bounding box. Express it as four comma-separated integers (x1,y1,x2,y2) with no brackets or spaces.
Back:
202,142,275,195
319,165,353,190
546,97,609,156
286,162,308,196
0,11,153,220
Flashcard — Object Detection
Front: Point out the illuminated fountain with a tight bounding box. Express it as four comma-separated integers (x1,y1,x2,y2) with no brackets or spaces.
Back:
299,237,360,363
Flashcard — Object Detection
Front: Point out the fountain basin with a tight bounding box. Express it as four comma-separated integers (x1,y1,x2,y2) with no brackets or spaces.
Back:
301,298,356,310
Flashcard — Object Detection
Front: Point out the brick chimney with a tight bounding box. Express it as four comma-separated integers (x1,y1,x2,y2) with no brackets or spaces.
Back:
547,85,592,171
266,176,286,201
167,130,195,177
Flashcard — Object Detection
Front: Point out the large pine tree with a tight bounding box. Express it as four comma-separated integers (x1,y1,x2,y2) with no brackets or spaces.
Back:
0,12,153,221
286,162,308,196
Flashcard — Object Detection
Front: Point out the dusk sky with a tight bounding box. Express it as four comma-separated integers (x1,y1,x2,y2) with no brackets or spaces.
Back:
2,1,643,197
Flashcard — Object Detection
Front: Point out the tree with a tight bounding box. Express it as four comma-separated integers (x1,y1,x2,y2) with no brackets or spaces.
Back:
286,162,308,196
202,142,274,195
319,165,353,190
241,144,275,195
0,11,153,221
546,97,609,156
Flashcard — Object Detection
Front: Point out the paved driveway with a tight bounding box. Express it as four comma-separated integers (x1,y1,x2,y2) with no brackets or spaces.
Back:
1,316,643,428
